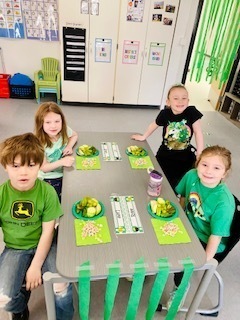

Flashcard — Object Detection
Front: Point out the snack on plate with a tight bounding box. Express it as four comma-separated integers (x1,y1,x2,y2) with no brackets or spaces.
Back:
76,196,102,218
150,197,176,218
78,145,97,156
127,145,146,156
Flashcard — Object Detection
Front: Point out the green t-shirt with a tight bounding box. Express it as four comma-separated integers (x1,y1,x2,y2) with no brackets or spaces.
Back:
38,126,73,180
0,179,63,250
175,169,235,253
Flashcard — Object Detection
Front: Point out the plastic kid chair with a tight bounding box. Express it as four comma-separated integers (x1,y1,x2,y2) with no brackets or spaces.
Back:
187,195,240,316
159,195,240,317
34,57,61,104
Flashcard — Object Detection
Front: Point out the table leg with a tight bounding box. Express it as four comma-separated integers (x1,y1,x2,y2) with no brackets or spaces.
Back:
185,259,218,320
43,272,72,320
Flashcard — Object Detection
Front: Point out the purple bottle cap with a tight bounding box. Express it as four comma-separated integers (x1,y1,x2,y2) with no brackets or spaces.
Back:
150,172,162,180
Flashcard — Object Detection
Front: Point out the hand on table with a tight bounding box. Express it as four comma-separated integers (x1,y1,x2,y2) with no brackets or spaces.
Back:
131,134,145,141
61,155,75,167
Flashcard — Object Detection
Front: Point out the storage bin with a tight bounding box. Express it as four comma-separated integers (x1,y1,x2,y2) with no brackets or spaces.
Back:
10,82,35,99
0,74,11,98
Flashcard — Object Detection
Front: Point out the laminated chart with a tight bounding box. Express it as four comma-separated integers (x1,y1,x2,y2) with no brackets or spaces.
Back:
110,195,144,234
0,0,24,38
101,142,122,161
22,0,59,41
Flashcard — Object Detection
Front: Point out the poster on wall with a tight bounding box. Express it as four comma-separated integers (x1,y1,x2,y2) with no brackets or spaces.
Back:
95,38,112,63
81,0,89,14
22,0,59,41
122,40,139,64
90,0,99,15
126,0,145,22
0,0,25,38
81,0,99,15
148,42,165,66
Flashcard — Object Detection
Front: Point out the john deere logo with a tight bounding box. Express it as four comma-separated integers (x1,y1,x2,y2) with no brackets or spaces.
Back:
12,201,33,219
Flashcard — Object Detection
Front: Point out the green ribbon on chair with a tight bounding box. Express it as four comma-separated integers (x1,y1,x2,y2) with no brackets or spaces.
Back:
145,258,170,320
165,257,194,320
125,257,146,320
78,261,91,320
104,260,121,320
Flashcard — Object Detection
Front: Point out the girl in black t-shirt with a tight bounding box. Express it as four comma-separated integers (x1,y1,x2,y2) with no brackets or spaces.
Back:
132,84,204,190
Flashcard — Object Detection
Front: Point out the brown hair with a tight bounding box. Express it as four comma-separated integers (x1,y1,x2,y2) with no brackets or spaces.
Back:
167,83,188,99
196,145,232,172
0,133,44,168
34,102,68,148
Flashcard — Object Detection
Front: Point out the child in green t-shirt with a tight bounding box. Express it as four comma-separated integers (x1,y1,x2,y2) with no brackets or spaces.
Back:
0,133,74,320
157,145,235,313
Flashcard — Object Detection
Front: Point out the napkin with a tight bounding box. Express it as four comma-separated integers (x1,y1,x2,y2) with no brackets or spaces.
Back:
74,216,111,246
128,156,153,169
76,155,101,170
151,217,191,245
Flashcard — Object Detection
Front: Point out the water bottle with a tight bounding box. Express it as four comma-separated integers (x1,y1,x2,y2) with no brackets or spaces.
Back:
147,168,163,197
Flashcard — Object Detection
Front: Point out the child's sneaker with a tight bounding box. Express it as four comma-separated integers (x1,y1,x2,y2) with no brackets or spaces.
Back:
167,284,190,311
12,306,29,320
125,276,133,282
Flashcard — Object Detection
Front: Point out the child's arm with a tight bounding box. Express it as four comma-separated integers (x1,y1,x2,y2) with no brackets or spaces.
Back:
131,122,159,141
205,234,222,261
62,130,78,156
25,220,56,291
192,119,204,157
179,196,185,208
40,155,75,173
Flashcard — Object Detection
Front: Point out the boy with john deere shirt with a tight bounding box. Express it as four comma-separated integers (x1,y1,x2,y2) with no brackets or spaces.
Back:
0,133,74,320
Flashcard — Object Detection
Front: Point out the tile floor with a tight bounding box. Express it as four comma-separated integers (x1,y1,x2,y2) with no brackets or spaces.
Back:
0,79,239,319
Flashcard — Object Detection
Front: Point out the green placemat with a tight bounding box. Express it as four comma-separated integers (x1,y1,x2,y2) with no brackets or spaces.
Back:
151,217,191,245
76,155,101,170
128,156,153,169
74,217,111,246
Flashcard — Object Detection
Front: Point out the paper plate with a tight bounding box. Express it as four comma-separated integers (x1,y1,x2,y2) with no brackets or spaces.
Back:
125,147,148,157
147,200,178,220
72,200,105,220
76,146,99,157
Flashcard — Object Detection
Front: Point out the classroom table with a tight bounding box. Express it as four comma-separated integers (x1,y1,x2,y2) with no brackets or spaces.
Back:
43,132,218,319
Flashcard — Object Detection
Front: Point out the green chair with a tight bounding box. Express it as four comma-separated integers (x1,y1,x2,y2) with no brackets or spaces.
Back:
34,57,61,104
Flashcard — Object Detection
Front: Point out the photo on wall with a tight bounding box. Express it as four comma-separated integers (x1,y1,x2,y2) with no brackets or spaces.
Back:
154,1,164,9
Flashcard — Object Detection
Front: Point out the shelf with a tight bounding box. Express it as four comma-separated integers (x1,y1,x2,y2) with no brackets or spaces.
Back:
220,92,240,121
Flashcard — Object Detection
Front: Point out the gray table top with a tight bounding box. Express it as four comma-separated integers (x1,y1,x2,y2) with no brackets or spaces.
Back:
56,132,206,279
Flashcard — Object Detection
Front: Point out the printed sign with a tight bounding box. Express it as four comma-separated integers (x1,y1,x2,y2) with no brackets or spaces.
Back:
122,40,139,64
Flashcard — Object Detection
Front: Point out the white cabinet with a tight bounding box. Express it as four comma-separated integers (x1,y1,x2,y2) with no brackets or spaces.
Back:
114,0,180,106
59,0,120,103
59,0,196,106
113,1,151,105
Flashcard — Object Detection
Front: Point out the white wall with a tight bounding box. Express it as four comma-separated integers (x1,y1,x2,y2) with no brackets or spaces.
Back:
0,38,60,79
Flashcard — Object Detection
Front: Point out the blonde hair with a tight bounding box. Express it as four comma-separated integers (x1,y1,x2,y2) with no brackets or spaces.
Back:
34,102,68,148
0,133,44,168
196,145,232,172
167,83,188,99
